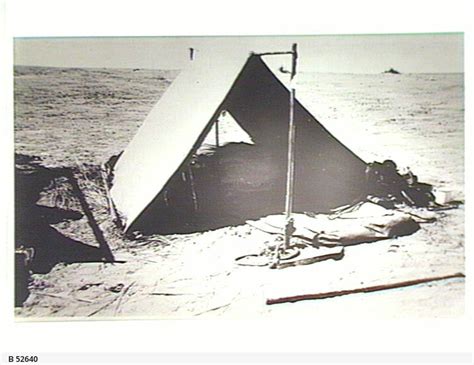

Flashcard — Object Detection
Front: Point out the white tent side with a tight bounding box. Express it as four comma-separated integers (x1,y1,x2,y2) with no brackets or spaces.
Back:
110,54,252,229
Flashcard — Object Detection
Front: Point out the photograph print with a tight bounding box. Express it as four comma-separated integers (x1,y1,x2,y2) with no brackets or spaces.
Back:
13,34,464,319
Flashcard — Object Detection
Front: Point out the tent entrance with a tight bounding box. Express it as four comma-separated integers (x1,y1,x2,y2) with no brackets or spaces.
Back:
134,142,286,235
196,110,254,156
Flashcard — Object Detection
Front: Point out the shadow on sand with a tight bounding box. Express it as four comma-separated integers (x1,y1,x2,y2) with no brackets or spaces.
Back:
15,154,108,306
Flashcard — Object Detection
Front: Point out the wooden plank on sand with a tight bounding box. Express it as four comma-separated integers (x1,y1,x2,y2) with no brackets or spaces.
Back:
266,272,465,305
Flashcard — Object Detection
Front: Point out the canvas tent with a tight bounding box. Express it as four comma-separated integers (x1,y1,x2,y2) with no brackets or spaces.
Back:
110,53,368,234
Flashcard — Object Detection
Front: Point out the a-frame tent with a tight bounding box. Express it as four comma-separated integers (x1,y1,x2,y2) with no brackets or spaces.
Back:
110,53,368,234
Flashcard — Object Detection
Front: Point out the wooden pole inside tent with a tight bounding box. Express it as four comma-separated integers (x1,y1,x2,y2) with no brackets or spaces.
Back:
283,43,298,250
215,116,220,147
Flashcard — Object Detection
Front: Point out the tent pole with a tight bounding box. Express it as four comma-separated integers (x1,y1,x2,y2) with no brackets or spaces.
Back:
215,117,220,147
188,166,199,212
284,43,298,250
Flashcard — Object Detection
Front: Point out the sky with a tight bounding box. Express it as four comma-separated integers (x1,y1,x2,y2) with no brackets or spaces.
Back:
14,33,463,74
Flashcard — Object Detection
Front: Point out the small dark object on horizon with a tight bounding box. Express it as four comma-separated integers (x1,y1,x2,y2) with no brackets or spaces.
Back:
383,68,401,74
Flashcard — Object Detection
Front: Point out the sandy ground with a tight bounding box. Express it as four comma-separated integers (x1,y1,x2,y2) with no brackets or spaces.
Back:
14,66,464,319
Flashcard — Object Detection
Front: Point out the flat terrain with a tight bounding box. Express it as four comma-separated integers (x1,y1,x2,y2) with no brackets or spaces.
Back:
14,66,464,319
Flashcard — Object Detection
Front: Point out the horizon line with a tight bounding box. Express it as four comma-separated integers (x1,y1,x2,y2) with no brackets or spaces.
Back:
13,63,464,75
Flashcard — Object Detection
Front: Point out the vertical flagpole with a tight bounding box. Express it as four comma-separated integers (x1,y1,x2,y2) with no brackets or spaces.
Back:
284,43,298,250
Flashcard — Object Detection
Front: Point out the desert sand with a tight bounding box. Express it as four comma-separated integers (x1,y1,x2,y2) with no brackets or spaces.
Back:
14,66,464,319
